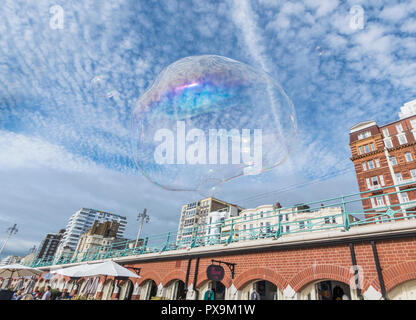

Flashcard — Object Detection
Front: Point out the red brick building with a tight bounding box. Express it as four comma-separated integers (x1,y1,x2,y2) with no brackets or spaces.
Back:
349,100,416,219
30,220,416,300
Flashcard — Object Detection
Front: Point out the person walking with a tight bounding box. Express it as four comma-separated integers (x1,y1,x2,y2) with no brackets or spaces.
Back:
250,284,260,300
203,287,215,300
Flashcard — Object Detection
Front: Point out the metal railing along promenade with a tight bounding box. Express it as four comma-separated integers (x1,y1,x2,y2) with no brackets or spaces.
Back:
29,181,416,268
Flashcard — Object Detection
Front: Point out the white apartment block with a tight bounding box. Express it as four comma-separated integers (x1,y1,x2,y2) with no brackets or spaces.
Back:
176,197,243,245
229,204,344,241
55,208,127,260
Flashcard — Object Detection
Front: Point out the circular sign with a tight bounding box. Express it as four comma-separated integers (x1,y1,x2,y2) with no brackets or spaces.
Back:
206,264,225,282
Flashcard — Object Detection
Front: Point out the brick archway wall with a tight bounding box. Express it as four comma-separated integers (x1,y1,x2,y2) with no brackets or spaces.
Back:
137,271,162,286
233,267,287,291
161,270,187,287
196,272,233,288
379,261,416,292
290,264,367,292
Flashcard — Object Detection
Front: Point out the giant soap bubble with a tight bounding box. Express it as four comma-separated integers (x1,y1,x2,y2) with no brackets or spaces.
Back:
132,55,296,196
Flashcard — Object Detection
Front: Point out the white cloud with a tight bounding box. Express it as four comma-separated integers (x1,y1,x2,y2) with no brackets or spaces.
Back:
379,3,409,22
0,131,99,172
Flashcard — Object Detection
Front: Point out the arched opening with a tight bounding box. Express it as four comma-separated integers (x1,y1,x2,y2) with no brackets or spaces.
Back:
388,279,416,300
165,280,186,300
240,280,279,300
119,280,134,300
78,279,88,297
200,280,226,300
141,279,158,300
101,279,115,300
300,280,352,300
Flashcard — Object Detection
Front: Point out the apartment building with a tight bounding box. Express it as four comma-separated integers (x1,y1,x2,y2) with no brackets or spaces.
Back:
55,208,127,260
36,229,65,262
349,98,416,219
74,220,120,261
234,203,344,241
176,197,244,245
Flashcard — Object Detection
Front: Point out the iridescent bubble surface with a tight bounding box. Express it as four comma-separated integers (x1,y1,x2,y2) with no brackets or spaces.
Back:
132,55,297,196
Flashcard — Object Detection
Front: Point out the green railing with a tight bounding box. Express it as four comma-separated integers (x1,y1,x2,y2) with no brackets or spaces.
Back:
28,180,416,268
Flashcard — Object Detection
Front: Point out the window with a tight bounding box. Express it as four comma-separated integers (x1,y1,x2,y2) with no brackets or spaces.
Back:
379,175,385,186
370,143,375,151
358,131,371,140
367,160,375,170
401,192,409,203
405,152,413,162
359,146,363,155
364,145,370,153
395,172,403,182
366,178,371,189
362,162,367,171
411,169,416,178
410,119,416,129
398,134,407,145
396,123,403,132
390,156,397,165
371,176,379,186
396,124,403,133
384,138,393,148
375,159,380,168
382,128,390,137
299,221,305,229
376,197,384,207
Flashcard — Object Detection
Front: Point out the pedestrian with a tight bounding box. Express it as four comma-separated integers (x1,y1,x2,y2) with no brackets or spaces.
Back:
41,286,52,300
203,286,215,300
250,284,260,300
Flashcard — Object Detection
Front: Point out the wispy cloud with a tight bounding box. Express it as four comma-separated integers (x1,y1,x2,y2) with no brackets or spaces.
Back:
0,0,415,255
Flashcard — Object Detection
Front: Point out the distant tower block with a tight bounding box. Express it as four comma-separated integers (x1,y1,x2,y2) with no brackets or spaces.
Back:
399,98,416,119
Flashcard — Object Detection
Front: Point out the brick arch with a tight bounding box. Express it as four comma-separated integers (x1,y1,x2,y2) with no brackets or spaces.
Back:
380,261,416,293
137,270,162,286
118,278,134,287
233,267,287,291
196,272,232,288
290,264,359,292
161,270,187,287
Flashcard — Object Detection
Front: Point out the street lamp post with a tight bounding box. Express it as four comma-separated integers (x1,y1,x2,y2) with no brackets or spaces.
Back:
0,224,18,259
135,209,149,248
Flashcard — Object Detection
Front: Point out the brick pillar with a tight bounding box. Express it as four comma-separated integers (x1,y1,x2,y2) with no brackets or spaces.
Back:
131,281,140,300
94,277,106,300
111,281,120,300
71,281,80,296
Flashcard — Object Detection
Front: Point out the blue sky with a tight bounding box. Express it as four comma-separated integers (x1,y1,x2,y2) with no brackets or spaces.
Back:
0,0,415,257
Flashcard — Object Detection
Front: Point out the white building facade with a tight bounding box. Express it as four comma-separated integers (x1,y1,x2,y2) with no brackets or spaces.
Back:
54,208,127,261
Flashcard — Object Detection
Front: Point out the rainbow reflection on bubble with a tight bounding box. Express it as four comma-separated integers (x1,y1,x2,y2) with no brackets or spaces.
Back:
132,55,297,196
